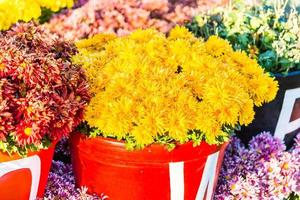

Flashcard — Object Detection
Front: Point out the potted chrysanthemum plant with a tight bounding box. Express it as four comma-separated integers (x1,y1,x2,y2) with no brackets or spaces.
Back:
0,23,89,200
70,26,278,200
186,0,300,146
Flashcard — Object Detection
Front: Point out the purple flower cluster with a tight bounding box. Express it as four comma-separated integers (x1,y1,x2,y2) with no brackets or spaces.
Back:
215,132,300,199
54,137,71,162
43,160,108,200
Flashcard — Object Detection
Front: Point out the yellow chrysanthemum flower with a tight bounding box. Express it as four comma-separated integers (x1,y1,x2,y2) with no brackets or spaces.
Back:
205,35,233,57
168,26,198,41
74,26,278,148
75,33,117,51
0,0,74,30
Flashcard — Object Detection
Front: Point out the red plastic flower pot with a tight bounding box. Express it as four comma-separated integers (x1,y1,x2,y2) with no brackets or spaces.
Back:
0,142,56,200
70,132,228,200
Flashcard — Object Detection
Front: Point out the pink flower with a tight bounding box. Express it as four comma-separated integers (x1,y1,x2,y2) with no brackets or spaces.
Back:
46,0,226,41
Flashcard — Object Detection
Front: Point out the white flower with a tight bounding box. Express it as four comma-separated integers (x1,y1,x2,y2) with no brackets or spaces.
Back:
250,17,262,30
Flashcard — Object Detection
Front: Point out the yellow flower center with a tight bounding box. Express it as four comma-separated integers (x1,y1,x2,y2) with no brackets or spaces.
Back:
0,63,5,70
24,127,32,136
27,106,33,113
20,63,27,68
268,167,273,172
230,184,237,191
76,96,81,101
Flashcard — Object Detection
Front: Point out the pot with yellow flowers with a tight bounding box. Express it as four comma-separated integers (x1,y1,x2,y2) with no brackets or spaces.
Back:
70,26,278,200
0,23,89,200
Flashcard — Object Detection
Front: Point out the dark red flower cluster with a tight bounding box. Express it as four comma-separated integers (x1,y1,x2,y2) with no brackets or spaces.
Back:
0,23,90,154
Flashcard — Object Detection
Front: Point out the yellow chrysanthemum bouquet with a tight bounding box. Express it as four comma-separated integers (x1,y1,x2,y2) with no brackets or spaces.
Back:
73,26,278,150
0,0,73,30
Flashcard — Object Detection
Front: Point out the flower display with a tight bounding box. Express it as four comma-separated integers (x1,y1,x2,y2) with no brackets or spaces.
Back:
73,26,278,149
0,0,74,30
48,132,299,199
45,0,228,41
215,132,300,199
186,0,300,74
0,22,89,155
42,160,107,200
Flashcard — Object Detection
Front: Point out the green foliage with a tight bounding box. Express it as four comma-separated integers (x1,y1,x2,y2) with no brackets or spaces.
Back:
258,50,277,72
39,7,66,24
78,123,231,151
39,8,56,24
284,192,300,200
186,0,300,74
0,134,51,157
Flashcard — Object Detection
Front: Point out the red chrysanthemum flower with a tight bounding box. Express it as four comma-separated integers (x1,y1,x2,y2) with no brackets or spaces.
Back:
15,121,43,146
0,100,14,141
0,22,90,155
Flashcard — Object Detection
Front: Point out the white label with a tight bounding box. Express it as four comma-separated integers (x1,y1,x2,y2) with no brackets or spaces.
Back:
169,151,220,200
169,162,185,200
0,155,41,200
274,88,300,140
195,151,219,200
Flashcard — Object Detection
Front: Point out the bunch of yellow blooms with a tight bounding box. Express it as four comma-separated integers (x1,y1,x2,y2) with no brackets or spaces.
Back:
0,0,73,30
73,26,278,149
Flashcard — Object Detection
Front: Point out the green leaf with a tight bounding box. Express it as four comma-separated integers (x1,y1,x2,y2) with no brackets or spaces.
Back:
236,33,250,50
258,50,277,71
279,58,293,67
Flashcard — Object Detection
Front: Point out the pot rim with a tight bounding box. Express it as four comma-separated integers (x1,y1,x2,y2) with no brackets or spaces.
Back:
272,70,300,78
0,141,57,162
70,132,228,163
72,131,225,150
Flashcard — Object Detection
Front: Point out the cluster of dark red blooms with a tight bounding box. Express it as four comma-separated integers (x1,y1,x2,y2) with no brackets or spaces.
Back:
0,23,90,153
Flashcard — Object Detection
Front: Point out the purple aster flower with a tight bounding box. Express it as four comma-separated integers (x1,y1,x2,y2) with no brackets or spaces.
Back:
214,132,300,199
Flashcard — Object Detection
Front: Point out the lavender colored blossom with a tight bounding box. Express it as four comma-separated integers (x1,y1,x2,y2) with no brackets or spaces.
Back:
55,138,71,157
215,132,300,200
248,131,286,159
43,161,108,200
54,137,72,163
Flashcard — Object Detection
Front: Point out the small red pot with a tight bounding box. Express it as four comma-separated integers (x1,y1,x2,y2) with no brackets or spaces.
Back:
0,142,56,200
70,132,228,200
